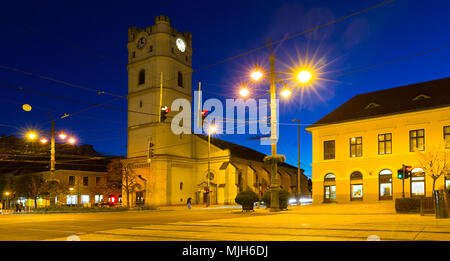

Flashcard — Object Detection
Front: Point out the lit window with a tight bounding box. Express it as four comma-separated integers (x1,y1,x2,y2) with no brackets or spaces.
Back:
444,126,450,149
95,195,103,203
350,171,363,201
81,195,90,204
410,129,425,152
66,195,77,205
349,137,362,157
378,133,392,155
411,168,425,197
379,169,392,200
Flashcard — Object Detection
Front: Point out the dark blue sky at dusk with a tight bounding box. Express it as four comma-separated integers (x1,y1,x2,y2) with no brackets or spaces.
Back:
0,0,449,178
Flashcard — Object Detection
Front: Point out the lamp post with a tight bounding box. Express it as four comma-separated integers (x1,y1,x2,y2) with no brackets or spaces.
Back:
239,46,315,212
292,119,301,201
206,125,217,207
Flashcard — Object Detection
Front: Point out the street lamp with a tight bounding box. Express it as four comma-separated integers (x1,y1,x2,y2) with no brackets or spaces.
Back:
241,44,314,212
206,125,217,207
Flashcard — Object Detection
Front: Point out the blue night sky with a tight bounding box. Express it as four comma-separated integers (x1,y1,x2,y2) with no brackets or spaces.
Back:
0,0,449,178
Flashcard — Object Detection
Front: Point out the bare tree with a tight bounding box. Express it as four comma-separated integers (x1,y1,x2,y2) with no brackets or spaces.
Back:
416,143,450,194
107,158,140,207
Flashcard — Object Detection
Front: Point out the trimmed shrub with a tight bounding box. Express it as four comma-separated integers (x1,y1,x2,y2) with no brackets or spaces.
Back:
395,198,421,213
235,190,259,211
262,189,291,210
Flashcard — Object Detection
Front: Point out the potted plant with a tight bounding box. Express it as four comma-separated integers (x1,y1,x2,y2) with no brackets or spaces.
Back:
235,190,259,211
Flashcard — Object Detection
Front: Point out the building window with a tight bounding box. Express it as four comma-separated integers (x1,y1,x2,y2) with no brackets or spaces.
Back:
66,195,77,205
323,173,336,202
323,140,335,160
69,176,75,186
95,195,103,203
444,126,450,149
410,129,425,152
96,177,101,186
378,133,392,155
138,69,145,85
180,182,183,190
411,168,425,197
81,195,90,204
136,191,144,205
177,71,183,87
149,45,153,52
132,51,135,58
349,137,362,158
83,177,89,186
379,169,393,200
350,171,363,201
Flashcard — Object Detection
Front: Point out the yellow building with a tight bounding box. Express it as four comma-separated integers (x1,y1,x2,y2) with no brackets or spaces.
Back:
124,16,307,207
306,77,450,204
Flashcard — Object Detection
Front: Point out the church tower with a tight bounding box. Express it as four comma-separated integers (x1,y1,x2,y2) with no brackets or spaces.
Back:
127,15,193,158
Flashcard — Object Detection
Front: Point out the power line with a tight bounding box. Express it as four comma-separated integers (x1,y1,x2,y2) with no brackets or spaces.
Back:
194,0,395,72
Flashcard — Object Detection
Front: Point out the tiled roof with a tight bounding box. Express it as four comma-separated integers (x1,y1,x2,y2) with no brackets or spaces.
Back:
308,77,450,128
195,135,300,172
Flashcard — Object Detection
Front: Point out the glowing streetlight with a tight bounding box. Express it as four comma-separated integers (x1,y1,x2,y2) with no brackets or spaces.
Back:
26,132,37,140
22,104,32,112
239,87,250,97
297,70,312,83
280,88,292,98
68,137,76,145
250,70,264,81
59,133,67,140
69,188,74,191
208,125,217,134
40,138,48,144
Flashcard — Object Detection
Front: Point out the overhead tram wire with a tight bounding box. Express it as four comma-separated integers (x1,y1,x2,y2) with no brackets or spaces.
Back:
0,0,396,105
193,0,396,73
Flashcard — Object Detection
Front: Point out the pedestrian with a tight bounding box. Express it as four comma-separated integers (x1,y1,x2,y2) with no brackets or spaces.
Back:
15,203,19,213
187,197,192,210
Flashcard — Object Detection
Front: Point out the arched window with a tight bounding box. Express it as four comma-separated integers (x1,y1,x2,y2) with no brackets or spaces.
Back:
350,171,363,201
177,71,183,87
379,169,393,200
324,173,336,202
411,168,425,197
138,69,145,85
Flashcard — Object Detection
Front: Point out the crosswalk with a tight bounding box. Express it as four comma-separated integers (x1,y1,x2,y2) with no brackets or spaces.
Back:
45,220,450,241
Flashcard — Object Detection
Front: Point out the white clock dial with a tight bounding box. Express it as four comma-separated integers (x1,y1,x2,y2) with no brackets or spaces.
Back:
176,38,186,52
137,37,147,49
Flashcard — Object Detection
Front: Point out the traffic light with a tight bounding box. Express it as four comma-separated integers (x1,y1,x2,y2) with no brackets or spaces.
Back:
397,168,404,179
404,165,412,179
201,110,208,123
161,106,170,122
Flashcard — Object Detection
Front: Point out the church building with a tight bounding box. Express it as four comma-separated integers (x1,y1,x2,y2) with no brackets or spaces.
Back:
124,15,307,206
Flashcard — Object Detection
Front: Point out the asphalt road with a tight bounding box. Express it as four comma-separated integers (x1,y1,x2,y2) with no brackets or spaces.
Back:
0,206,263,241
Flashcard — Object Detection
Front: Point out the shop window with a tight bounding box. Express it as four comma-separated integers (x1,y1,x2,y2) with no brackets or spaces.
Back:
66,195,77,205
350,171,363,201
81,195,90,204
411,168,425,197
324,173,336,202
379,169,393,200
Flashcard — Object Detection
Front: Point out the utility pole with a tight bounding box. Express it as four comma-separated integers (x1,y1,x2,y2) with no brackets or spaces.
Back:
50,121,55,175
268,42,282,212
292,119,301,200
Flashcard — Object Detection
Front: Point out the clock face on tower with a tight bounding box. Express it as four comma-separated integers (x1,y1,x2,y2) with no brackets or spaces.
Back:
176,38,186,52
137,37,147,49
